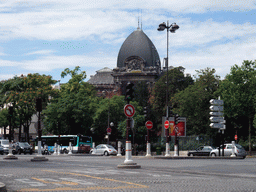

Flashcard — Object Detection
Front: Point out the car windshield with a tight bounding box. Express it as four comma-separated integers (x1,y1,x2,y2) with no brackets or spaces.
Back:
106,145,115,149
19,143,30,147
1,140,9,145
235,144,244,149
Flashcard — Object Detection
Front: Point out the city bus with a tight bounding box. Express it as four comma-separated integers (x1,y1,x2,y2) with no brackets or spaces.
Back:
35,135,93,153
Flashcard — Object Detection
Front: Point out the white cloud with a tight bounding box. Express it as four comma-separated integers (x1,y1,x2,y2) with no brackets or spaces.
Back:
25,49,56,56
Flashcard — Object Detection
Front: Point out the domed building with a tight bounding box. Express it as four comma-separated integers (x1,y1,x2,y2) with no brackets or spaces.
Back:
88,26,162,96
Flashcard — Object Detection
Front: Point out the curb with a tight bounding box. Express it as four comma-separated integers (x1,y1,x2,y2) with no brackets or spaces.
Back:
0,182,6,192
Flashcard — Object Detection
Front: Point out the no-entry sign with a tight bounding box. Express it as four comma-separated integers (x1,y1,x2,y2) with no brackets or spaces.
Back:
164,120,169,129
145,121,153,129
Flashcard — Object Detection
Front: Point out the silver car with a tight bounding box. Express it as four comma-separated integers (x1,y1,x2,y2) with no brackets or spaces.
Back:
210,143,247,158
90,144,117,156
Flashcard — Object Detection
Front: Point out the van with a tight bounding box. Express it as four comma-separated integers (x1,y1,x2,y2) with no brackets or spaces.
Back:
0,139,10,154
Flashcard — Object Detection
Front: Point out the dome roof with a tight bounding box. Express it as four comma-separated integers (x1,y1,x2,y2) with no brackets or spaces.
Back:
117,28,160,68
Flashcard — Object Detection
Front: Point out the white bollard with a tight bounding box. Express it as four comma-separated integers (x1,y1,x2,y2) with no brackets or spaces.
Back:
124,141,133,164
165,143,171,157
231,141,236,157
117,141,122,156
53,143,57,155
174,145,178,156
92,142,95,149
68,142,72,154
8,141,13,156
57,144,60,155
146,142,151,157
38,141,42,156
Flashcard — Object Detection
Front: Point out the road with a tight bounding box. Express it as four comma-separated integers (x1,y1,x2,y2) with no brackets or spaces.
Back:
0,154,256,191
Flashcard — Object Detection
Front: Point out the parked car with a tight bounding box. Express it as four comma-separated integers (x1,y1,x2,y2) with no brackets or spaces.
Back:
0,139,10,154
90,144,117,156
0,145,5,155
187,146,215,156
210,143,247,158
14,142,33,154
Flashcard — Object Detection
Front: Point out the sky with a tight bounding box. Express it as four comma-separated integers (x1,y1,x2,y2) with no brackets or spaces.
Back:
0,0,256,83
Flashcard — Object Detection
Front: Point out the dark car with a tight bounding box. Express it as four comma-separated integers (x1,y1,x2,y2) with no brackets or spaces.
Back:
14,142,33,154
187,146,215,156
0,145,5,155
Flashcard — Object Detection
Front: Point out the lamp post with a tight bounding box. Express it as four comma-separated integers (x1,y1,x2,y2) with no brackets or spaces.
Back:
102,90,115,145
158,21,179,156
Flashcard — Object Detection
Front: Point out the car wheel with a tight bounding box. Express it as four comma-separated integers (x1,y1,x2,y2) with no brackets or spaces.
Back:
104,151,109,156
211,153,216,157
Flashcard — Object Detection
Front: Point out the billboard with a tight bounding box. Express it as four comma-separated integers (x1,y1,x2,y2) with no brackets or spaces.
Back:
162,117,186,137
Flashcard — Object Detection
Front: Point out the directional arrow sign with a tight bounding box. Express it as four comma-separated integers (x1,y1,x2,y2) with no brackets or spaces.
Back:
209,105,224,111
210,123,224,129
209,99,224,106
209,111,224,116
210,117,225,122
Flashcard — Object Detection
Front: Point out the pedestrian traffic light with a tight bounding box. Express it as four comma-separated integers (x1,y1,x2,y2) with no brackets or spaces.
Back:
175,114,180,125
125,82,134,102
36,98,42,112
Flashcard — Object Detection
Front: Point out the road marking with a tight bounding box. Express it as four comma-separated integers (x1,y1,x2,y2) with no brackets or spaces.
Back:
43,170,147,188
17,169,149,191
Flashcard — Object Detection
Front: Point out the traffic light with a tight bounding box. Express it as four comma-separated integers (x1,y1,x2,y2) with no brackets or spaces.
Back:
125,82,134,102
174,114,180,125
144,106,148,120
36,98,42,112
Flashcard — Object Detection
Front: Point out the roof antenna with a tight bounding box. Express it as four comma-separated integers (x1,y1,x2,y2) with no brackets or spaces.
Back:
137,9,140,30
141,9,142,30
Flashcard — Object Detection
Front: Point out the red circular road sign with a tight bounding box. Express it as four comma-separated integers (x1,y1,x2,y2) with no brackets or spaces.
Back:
164,120,169,129
124,104,135,117
235,135,238,140
145,121,153,129
107,127,112,133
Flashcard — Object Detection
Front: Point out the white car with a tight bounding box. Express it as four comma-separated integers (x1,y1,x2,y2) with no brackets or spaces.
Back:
90,144,117,156
210,143,247,158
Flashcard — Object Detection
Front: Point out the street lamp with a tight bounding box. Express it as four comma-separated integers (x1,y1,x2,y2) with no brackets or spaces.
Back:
158,21,179,156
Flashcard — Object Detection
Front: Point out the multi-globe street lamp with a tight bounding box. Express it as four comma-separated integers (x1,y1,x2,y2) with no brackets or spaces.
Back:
157,21,179,156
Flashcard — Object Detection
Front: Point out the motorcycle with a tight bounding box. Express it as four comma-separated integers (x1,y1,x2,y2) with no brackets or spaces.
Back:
42,145,50,155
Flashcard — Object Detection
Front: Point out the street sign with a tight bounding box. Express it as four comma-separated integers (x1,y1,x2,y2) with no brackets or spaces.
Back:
209,112,224,116
124,104,135,117
209,105,224,111
164,120,169,129
210,117,225,122
210,99,224,105
210,123,224,129
235,135,238,140
145,121,153,129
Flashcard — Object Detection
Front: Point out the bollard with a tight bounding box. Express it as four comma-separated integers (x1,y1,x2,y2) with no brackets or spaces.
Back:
68,142,72,154
124,141,133,164
146,142,151,157
92,142,95,149
165,143,171,157
231,141,236,157
53,143,57,155
117,141,122,156
174,145,178,156
57,144,60,155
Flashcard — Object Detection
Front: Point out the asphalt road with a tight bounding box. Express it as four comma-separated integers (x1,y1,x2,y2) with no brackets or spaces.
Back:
1,154,256,191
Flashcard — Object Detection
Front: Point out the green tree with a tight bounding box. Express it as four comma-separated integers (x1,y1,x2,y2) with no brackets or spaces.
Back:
0,109,9,139
150,66,194,122
0,74,57,142
216,60,256,155
171,68,220,136
92,95,126,143
43,67,97,135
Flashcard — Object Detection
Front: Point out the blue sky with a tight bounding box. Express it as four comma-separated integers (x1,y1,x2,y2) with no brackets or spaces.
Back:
0,0,256,83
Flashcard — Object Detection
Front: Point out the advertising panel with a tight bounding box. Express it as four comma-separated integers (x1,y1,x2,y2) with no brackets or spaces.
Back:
161,117,186,137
